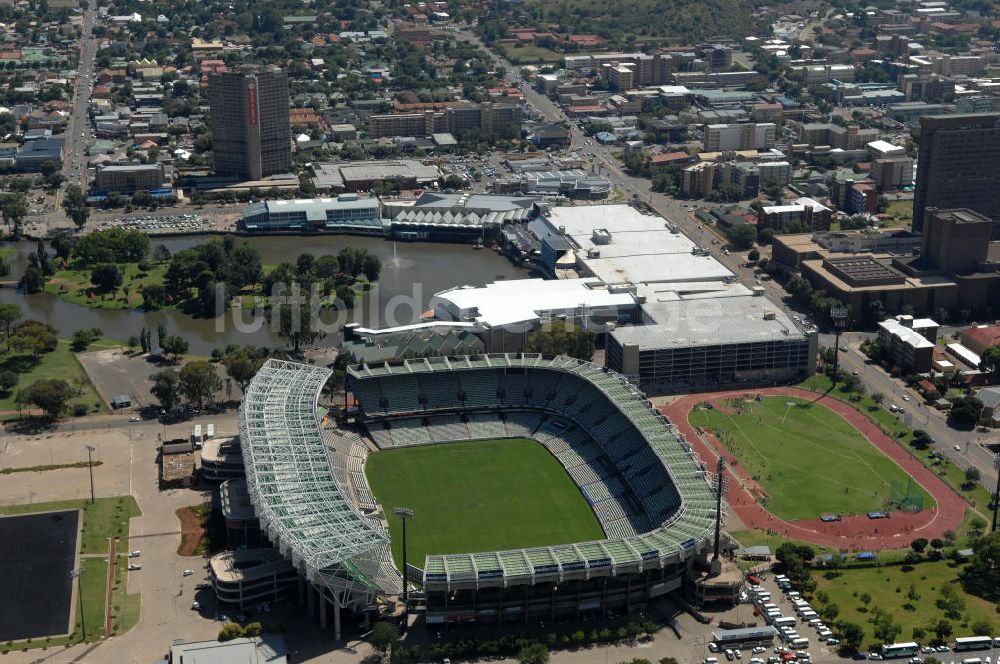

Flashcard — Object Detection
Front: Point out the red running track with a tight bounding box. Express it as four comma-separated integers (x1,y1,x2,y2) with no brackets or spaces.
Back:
661,387,968,551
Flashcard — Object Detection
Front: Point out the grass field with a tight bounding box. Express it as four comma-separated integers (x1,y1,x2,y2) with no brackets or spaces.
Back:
0,338,116,418
365,438,604,567
816,560,999,649
688,396,933,520
44,262,168,310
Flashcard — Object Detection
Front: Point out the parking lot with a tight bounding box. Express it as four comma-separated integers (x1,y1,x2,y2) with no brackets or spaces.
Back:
99,212,207,232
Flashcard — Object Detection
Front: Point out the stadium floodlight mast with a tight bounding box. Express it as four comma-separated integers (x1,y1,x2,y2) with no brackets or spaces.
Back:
710,456,728,577
830,306,849,387
84,445,96,504
393,506,414,626
70,567,86,640
992,453,1000,534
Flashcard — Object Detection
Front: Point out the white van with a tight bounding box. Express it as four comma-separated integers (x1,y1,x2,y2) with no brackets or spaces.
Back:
774,617,797,628
801,611,818,620
791,638,810,650
762,603,779,612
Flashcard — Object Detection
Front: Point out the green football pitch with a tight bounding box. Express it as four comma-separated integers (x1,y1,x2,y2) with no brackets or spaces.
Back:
688,396,934,521
365,438,605,568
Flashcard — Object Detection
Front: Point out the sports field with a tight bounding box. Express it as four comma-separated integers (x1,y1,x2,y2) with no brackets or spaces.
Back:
688,396,933,521
365,438,604,567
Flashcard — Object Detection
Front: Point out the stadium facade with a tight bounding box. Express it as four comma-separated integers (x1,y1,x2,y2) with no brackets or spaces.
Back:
230,357,733,637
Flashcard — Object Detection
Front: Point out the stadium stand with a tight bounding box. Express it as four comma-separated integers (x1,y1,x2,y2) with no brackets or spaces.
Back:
347,354,721,602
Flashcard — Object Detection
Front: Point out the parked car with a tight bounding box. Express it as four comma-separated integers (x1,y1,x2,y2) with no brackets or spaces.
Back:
182,569,194,576
128,563,141,570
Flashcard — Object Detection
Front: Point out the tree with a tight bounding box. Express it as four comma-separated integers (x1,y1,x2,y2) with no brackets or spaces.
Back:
22,378,74,420
368,621,399,653
217,622,243,641
223,348,266,391
21,264,45,294
149,370,180,412
872,391,885,406
71,327,102,352
161,335,189,361
930,618,953,644
0,303,21,342
872,610,902,644
724,223,757,250
9,320,58,356
62,184,90,229
837,622,865,652
179,360,221,410
127,335,139,353
142,283,167,309
0,370,17,394
517,642,549,664
747,248,760,262
525,320,596,361
979,344,1000,383
910,538,928,553
963,531,1000,600
91,263,123,291
0,194,28,237
948,395,983,429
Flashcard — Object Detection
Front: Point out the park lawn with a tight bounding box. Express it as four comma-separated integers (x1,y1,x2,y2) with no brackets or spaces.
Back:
365,438,604,568
798,374,995,513
816,560,999,650
885,199,913,224
500,44,566,63
0,338,110,417
110,551,140,635
44,262,168,310
688,396,934,521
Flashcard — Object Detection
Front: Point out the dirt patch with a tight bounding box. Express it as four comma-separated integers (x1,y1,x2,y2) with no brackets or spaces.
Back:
175,504,208,557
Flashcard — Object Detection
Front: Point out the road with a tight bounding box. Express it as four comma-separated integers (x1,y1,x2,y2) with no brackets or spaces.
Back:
836,336,1000,498
64,9,98,194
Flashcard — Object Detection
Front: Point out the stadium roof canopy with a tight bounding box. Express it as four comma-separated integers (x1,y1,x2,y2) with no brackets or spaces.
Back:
240,359,398,606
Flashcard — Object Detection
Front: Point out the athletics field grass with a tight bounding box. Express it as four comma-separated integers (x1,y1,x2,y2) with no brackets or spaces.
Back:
688,396,934,521
365,438,604,567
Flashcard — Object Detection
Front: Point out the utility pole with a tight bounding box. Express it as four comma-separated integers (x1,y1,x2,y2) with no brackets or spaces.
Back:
992,453,1000,533
830,306,849,389
393,507,414,627
84,444,96,504
70,567,86,640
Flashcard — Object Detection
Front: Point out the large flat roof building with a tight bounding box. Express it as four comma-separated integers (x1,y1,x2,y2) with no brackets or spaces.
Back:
239,195,382,234
95,164,164,194
310,160,441,193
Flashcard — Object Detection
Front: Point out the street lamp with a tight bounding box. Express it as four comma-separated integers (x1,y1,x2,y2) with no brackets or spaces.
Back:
992,453,1000,534
830,306,849,388
70,567,86,640
84,445,96,504
393,507,414,626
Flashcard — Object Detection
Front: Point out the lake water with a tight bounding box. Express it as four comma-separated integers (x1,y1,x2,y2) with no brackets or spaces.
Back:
0,236,531,354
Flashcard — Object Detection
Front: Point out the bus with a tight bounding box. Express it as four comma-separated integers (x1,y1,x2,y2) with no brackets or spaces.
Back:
954,637,994,652
882,643,920,659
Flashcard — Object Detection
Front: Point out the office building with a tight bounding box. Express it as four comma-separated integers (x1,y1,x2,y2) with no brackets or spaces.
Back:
759,197,832,232
209,67,292,180
703,123,776,152
367,104,522,140
877,314,938,373
14,138,63,172
913,113,1000,232
95,164,164,194
920,207,994,273
870,156,914,191
309,160,441,193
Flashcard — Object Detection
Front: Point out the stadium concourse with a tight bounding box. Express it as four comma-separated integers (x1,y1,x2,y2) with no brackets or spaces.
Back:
661,387,967,551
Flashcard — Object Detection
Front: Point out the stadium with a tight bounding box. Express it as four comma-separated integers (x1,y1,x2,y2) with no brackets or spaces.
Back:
238,356,731,638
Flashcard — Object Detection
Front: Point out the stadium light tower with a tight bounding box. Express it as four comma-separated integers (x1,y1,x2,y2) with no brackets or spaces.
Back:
393,506,414,626
830,306,849,388
84,445,96,504
992,453,1000,534
70,567,86,640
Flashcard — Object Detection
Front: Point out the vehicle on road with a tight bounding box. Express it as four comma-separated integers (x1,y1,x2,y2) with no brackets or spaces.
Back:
183,569,194,576
128,563,141,570
129,550,140,557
